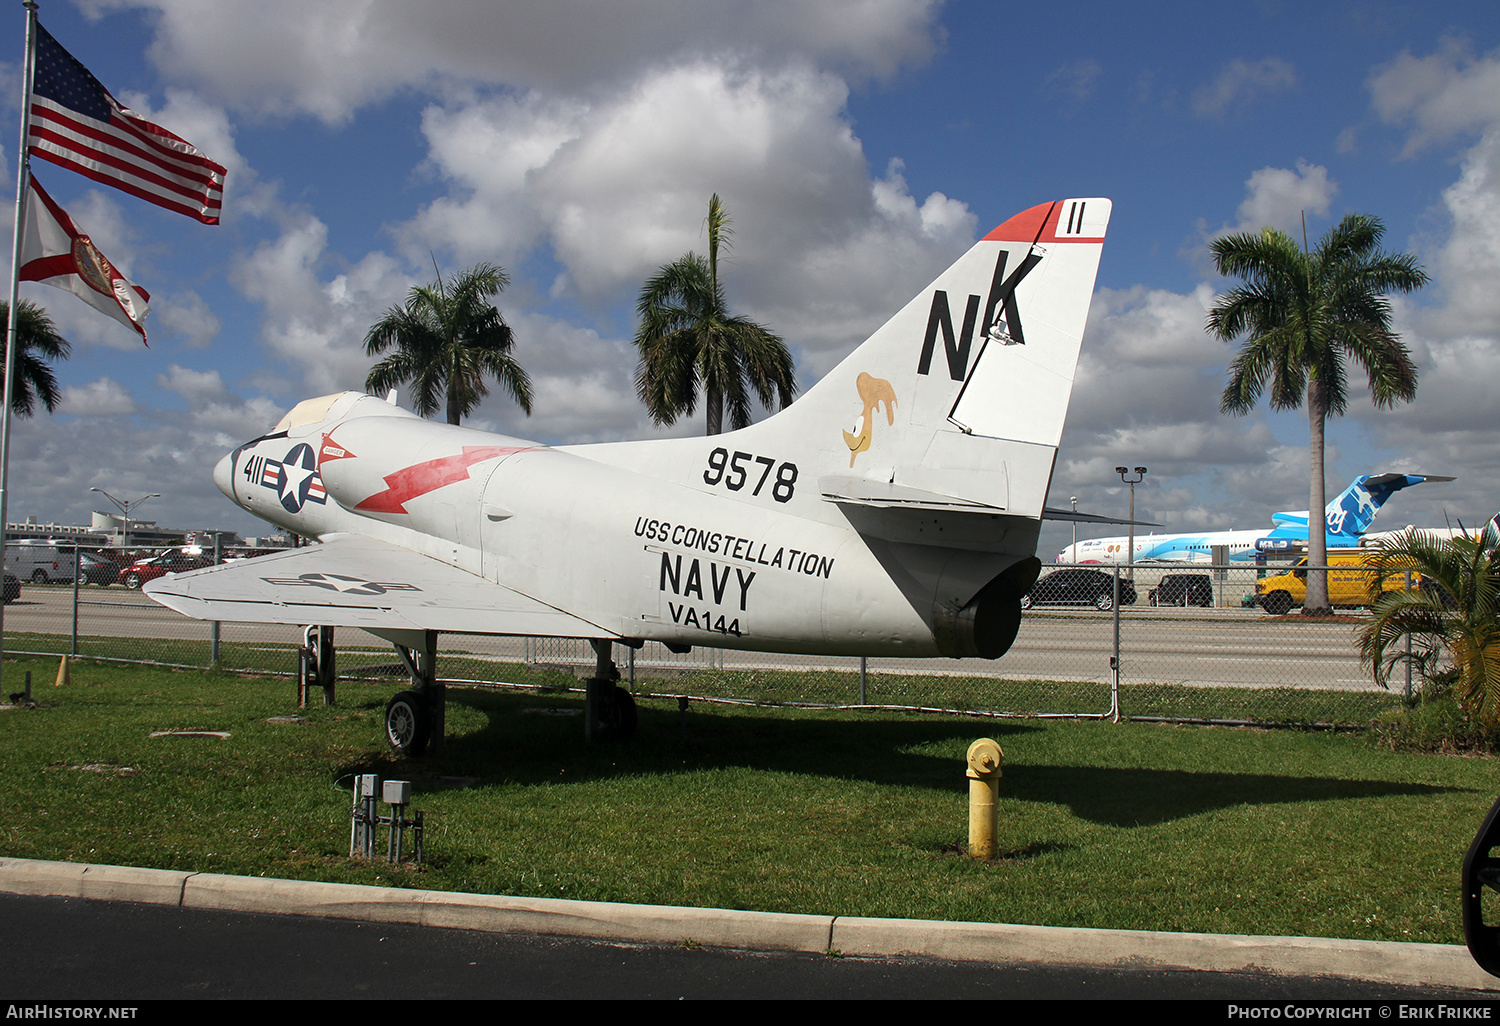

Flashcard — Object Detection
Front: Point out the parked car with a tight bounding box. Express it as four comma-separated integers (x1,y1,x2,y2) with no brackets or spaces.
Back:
2,574,18,603
1022,568,1137,611
76,552,120,585
1148,573,1213,607
117,550,214,589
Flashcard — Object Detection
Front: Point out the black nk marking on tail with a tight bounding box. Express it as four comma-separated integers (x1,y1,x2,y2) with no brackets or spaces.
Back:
918,248,1042,380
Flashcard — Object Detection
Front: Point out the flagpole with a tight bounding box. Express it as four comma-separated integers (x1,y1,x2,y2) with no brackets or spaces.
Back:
2,0,41,681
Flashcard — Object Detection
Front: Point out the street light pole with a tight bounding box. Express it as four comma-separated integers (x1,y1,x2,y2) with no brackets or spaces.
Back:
89,488,160,549
1070,496,1078,563
1115,466,1147,577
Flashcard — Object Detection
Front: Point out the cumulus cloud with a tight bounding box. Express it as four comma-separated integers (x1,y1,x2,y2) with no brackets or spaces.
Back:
1227,161,1337,238
86,0,944,123
156,365,229,404
1183,161,1338,271
405,61,976,380
153,290,221,349
1357,43,1500,527
56,378,136,416
1191,57,1297,119
229,213,412,397
1044,58,1103,102
1058,283,1283,496
1368,39,1500,156
407,59,872,292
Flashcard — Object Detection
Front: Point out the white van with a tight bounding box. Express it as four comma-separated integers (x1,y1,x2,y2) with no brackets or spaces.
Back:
4,541,79,584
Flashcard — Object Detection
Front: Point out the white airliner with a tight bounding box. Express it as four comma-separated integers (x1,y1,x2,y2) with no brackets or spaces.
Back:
147,198,1116,753
1057,473,1453,564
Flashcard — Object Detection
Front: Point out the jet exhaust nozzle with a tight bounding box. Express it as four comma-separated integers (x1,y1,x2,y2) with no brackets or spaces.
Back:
931,556,1041,659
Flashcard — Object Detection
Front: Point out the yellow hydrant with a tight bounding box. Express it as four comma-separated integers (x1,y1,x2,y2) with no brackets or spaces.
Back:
966,738,1003,859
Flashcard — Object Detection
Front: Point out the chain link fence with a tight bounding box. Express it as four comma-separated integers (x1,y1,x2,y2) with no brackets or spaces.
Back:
1,549,1419,726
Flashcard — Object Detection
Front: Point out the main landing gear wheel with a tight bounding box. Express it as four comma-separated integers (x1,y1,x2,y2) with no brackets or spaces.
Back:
611,686,637,742
385,690,430,756
587,683,638,743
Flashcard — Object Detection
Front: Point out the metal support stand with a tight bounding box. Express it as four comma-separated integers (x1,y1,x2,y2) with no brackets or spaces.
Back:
586,639,617,743
296,626,336,708
317,625,335,705
70,549,79,657
1109,568,1122,722
210,536,221,666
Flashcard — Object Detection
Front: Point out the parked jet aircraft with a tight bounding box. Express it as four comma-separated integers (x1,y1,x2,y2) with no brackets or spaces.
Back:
1362,510,1500,548
147,198,1115,753
1057,473,1453,564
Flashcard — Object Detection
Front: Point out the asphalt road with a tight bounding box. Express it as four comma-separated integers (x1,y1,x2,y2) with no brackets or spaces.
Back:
3,885,1493,1002
0,584,1384,692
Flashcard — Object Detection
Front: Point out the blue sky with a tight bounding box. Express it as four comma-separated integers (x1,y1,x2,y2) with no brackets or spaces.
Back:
2,0,1498,555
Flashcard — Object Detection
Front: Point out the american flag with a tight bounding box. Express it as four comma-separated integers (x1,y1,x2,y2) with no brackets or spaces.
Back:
27,23,226,225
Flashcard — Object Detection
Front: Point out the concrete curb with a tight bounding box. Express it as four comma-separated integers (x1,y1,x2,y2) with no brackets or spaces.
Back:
2,857,1494,991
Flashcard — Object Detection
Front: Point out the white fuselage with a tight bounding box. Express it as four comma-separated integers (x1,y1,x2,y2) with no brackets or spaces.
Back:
217,395,1010,656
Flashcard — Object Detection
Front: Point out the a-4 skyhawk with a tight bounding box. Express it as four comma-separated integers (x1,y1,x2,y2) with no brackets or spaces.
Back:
147,198,1115,754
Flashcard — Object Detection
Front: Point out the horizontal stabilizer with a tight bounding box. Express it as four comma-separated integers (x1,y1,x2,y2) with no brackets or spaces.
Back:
819,475,1002,513
144,534,612,638
1042,507,1160,527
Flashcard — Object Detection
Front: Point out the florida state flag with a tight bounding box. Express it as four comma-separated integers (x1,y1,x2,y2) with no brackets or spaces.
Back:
18,175,150,343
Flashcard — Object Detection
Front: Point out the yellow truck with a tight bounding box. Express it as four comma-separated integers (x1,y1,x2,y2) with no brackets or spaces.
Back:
1254,551,1419,615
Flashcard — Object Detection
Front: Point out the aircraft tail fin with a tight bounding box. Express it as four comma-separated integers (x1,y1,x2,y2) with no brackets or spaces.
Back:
1269,473,1454,540
1325,473,1454,539
759,198,1110,520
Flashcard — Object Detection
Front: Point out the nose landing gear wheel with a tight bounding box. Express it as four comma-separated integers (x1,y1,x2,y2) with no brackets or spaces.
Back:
385,690,430,756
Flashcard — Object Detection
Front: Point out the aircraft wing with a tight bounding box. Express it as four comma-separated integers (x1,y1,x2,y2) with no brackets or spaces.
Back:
143,534,613,637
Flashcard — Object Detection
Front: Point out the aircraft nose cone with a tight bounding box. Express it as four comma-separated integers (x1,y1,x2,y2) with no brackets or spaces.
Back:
214,452,235,501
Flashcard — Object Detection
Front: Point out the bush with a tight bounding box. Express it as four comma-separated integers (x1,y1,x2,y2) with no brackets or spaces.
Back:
1370,693,1500,754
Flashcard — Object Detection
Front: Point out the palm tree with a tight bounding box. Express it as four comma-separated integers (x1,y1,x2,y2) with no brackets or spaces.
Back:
364,262,532,426
1358,527,1500,727
633,195,796,434
1,299,71,416
1209,213,1428,614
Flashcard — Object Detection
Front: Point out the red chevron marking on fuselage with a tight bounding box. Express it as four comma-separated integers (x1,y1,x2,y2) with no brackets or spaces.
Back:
355,446,533,513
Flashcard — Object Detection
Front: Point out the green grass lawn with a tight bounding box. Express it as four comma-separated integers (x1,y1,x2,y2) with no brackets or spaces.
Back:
0,655,1489,945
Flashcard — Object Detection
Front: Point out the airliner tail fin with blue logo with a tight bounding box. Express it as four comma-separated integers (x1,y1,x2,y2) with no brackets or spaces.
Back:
1265,473,1456,544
